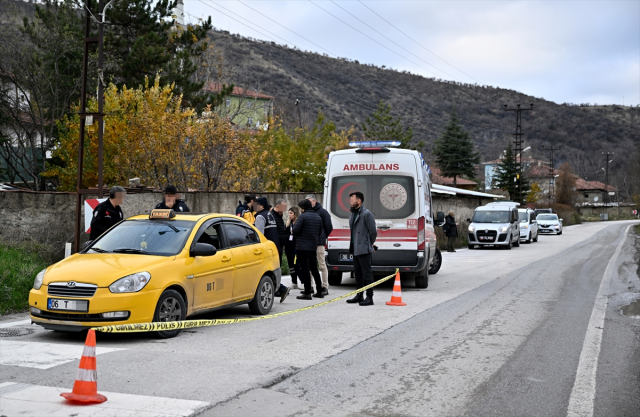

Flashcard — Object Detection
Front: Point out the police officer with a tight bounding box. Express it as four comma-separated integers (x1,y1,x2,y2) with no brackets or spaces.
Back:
254,197,290,302
89,186,126,240
155,185,190,212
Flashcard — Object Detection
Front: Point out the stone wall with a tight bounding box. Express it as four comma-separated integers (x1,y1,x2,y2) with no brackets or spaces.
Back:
0,189,494,258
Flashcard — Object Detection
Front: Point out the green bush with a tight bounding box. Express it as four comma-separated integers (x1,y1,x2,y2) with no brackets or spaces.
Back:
0,243,49,315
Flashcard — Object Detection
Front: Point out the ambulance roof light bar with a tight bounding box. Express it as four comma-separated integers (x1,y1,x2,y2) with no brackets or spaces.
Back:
348,141,401,148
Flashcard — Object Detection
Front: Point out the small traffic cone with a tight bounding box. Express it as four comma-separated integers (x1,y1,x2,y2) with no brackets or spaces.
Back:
386,272,407,306
61,329,107,404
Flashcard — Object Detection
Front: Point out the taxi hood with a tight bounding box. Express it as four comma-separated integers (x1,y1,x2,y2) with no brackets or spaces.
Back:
43,253,176,288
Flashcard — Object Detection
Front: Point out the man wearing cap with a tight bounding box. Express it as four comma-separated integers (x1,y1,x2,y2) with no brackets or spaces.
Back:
306,194,333,296
155,185,190,212
254,197,290,302
90,186,126,240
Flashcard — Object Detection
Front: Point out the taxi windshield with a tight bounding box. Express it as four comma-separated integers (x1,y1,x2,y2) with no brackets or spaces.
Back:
88,220,195,256
473,211,510,223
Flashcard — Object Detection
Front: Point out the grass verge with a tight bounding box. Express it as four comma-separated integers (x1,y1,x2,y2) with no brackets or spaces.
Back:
0,243,48,315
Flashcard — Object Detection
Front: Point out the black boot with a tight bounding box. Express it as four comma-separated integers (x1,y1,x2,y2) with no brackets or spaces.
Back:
359,297,374,306
346,294,364,304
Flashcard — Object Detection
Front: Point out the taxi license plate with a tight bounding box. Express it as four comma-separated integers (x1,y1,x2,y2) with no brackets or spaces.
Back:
47,298,89,312
340,253,353,262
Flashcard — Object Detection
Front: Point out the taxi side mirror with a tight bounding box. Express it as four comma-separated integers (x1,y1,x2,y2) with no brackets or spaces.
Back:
82,240,93,251
191,243,217,257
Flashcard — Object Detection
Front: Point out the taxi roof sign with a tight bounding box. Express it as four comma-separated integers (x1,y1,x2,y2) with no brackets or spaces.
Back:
149,209,176,220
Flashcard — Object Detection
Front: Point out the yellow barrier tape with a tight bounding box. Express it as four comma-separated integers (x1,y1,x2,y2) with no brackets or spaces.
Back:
94,270,399,333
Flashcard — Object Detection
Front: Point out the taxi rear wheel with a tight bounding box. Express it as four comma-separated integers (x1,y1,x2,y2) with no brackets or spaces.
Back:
249,275,274,315
153,289,186,339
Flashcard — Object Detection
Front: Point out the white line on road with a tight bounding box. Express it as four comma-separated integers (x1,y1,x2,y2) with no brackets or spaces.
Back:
566,224,633,417
0,340,123,369
0,382,209,417
0,319,31,328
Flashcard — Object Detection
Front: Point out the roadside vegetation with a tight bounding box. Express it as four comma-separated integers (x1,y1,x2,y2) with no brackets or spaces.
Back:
0,243,48,315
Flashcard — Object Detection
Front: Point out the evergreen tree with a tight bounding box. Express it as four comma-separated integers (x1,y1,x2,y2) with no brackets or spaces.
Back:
493,141,530,203
361,101,414,148
432,108,480,185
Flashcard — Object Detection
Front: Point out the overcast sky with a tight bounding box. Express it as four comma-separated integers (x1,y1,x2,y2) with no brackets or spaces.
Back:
184,0,640,106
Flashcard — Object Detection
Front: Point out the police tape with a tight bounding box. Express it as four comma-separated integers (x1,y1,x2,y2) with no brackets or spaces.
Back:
93,270,399,333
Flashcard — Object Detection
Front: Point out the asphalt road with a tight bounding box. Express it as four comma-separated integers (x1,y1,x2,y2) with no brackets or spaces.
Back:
1,220,639,417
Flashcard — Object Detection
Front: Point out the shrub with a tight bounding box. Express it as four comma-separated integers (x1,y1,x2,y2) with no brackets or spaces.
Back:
0,243,49,315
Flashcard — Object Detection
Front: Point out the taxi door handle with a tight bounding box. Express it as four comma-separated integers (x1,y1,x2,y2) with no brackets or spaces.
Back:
221,255,231,262
254,249,262,255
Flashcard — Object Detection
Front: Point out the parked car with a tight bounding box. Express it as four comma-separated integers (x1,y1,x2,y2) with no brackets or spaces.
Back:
536,213,563,235
467,201,520,250
534,208,553,219
29,210,282,338
518,208,539,243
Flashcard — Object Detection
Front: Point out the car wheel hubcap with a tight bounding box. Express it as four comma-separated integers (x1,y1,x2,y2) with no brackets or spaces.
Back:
159,297,181,322
260,281,273,309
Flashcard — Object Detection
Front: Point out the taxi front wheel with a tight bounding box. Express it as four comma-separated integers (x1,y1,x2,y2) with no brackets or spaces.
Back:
153,289,186,339
249,275,274,315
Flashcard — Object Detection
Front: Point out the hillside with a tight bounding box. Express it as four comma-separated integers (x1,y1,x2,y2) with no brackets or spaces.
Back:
207,29,639,186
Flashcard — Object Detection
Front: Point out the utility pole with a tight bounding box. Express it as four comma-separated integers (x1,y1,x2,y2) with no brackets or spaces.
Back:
74,0,108,253
603,151,614,218
542,145,561,207
503,104,533,203
295,99,302,129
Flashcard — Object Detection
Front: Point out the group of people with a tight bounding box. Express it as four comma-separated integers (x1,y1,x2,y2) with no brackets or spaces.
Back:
91,185,380,307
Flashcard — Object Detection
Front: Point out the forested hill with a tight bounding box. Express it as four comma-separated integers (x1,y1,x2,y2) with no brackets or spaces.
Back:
208,29,639,183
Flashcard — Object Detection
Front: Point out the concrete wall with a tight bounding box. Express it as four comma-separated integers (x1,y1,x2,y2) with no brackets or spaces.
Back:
0,190,494,258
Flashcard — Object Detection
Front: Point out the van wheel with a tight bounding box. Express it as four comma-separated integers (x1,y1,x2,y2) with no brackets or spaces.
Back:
526,233,531,244
428,248,442,275
513,236,520,247
153,289,186,339
248,275,274,315
328,271,342,286
504,238,512,250
415,266,428,289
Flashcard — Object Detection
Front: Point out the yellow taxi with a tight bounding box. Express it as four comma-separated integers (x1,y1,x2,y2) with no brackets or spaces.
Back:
29,210,282,338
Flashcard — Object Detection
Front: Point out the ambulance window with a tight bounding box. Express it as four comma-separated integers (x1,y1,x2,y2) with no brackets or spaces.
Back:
330,175,415,219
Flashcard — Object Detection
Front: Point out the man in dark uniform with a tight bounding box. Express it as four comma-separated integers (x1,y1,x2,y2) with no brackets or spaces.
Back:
346,191,377,306
89,186,126,240
155,185,190,212
254,197,290,303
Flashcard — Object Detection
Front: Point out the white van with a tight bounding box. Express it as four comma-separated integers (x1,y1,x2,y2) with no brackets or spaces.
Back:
324,141,443,288
518,208,538,243
467,201,521,249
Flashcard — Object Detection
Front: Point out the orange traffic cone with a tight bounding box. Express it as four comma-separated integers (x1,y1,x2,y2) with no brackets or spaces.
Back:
386,272,407,306
61,329,107,404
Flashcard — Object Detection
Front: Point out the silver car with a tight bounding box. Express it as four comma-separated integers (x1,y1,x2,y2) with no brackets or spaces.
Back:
536,213,563,235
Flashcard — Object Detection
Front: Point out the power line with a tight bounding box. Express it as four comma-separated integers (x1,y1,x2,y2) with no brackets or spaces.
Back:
328,0,460,81
307,0,439,78
357,0,481,84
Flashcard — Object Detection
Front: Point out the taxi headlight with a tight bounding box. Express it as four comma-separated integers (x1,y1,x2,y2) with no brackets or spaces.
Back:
33,269,46,290
468,225,475,232
499,226,509,232
109,272,151,293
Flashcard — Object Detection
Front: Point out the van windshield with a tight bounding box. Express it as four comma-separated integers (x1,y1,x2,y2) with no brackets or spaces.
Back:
473,211,510,223
330,175,416,219
518,211,529,222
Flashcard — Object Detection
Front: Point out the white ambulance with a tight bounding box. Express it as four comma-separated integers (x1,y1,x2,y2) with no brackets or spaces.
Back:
324,141,443,288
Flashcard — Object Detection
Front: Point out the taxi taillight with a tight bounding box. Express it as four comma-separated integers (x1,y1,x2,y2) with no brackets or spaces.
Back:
418,216,425,250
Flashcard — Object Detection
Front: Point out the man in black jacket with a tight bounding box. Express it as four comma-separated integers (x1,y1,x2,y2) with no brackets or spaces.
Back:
306,194,333,296
255,197,290,302
155,185,190,212
271,199,288,260
89,186,126,240
346,191,377,306
292,199,324,300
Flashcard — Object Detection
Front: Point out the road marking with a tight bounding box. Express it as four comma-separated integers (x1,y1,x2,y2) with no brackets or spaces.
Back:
0,340,123,369
567,224,632,417
0,319,31,328
0,382,209,417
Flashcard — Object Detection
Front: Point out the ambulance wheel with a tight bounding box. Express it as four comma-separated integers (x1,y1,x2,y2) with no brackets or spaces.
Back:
328,271,343,286
428,248,442,275
153,289,186,339
415,266,429,289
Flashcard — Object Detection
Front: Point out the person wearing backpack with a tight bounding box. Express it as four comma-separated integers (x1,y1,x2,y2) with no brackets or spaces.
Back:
444,211,458,252
236,194,257,224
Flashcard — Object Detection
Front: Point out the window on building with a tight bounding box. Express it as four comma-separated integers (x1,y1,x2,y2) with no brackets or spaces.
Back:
247,117,253,125
225,98,231,107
